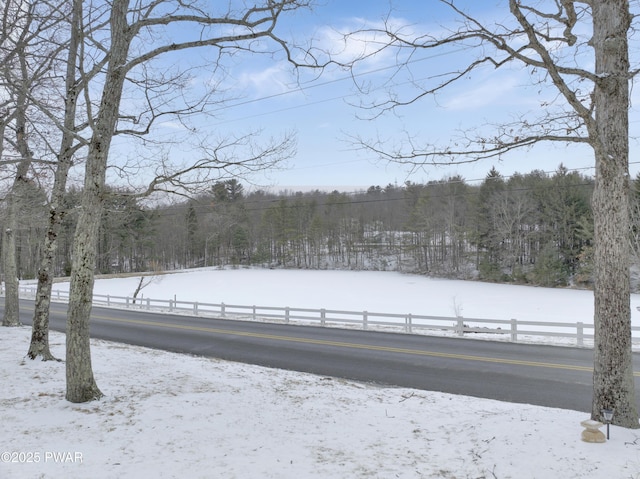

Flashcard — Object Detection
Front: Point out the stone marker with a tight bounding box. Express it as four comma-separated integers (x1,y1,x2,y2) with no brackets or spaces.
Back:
580,419,606,443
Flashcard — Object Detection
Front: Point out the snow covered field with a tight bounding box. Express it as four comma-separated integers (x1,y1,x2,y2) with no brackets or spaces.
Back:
46,267,640,348
3,268,640,478
54,268,605,323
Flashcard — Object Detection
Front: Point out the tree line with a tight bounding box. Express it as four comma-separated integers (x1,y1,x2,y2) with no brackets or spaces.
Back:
11,164,640,290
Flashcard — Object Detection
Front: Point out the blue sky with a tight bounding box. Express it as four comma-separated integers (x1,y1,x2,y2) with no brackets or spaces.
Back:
111,1,640,194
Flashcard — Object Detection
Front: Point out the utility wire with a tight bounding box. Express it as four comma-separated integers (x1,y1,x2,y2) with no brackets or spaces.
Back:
118,47,471,139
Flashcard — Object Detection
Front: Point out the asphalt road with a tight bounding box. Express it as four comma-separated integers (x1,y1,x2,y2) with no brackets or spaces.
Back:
12,299,640,413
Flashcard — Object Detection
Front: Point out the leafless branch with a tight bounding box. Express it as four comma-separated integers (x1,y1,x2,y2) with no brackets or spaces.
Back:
125,131,296,200
340,0,600,164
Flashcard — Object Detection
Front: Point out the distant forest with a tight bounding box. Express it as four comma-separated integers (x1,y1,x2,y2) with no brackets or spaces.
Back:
10,164,640,290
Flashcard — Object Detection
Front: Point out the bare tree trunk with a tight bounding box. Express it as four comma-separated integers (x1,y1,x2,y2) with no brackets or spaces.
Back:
591,0,638,428
66,0,129,403
66,195,104,402
28,0,82,361
3,44,33,327
3,170,31,328
28,166,70,360
2,226,20,326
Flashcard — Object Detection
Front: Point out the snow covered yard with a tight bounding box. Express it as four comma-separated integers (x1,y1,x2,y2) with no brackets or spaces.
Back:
2,327,640,479
3,268,640,478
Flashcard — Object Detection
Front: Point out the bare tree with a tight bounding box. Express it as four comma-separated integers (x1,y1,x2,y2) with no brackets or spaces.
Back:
0,0,31,327
0,0,94,357
28,0,88,360
344,1,638,427
0,0,61,327
64,0,310,403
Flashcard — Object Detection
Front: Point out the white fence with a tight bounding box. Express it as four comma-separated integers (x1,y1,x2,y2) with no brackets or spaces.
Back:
17,285,640,348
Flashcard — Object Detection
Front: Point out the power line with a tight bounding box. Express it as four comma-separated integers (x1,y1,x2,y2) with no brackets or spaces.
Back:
124,47,471,139
210,47,468,116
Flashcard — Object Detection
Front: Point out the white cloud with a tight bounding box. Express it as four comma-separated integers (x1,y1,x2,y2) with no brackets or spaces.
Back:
440,69,546,112
234,61,301,98
313,16,419,69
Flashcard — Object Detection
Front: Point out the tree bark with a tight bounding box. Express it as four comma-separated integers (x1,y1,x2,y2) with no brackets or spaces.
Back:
65,0,130,403
3,44,33,327
2,226,20,327
591,0,638,428
28,0,82,361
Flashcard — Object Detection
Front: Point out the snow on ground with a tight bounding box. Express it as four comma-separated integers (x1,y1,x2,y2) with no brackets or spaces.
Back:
45,267,640,348
50,267,625,323
4,268,640,478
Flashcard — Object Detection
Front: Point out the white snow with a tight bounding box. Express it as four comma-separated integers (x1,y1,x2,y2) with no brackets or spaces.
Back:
45,267,640,347
3,268,640,478
53,268,602,320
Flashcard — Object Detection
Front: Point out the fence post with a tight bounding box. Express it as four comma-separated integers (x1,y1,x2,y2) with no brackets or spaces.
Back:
510,318,517,342
194,302,198,315
253,305,256,321
107,295,110,307
457,317,465,337
221,302,225,318
285,307,290,324
577,322,584,347
363,311,368,330
406,313,412,333
146,297,150,310
320,308,326,326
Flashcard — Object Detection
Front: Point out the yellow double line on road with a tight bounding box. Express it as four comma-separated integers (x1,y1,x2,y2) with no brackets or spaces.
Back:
93,313,640,376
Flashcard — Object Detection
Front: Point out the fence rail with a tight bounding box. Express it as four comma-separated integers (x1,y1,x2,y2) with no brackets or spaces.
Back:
17,285,640,348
